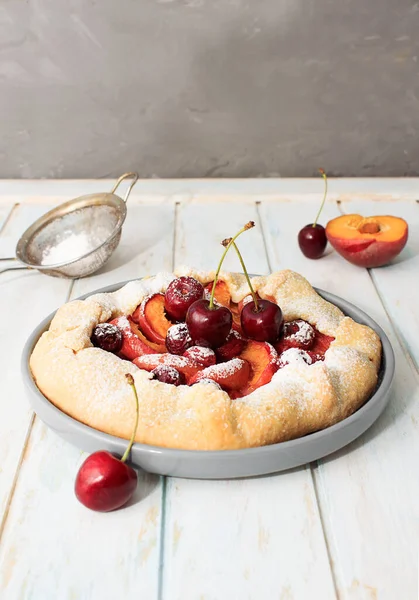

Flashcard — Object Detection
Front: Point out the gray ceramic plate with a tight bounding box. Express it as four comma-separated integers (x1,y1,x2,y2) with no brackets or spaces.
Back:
22,279,395,479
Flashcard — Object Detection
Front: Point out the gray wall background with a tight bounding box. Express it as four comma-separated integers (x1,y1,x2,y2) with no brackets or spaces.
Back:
1,0,418,179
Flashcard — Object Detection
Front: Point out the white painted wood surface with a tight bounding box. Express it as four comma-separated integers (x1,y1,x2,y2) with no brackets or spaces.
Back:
260,199,419,599
0,179,417,600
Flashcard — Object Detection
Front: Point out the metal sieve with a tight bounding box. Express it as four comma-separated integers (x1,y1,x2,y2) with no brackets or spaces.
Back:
0,172,138,278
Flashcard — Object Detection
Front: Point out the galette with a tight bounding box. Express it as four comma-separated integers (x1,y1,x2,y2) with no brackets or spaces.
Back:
30,267,381,450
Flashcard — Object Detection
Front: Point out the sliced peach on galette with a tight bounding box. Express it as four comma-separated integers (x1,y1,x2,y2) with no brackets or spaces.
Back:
130,318,166,353
132,293,172,345
109,316,158,360
238,341,280,396
189,358,250,391
133,353,201,383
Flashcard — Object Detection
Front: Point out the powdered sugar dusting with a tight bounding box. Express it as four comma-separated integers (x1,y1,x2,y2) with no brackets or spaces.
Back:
137,353,190,369
188,346,214,358
199,357,245,378
284,320,315,345
112,315,134,339
279,348,312,367
184,345,216,368
167,323,190,342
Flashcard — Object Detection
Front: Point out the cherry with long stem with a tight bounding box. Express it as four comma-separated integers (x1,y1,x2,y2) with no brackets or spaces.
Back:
225,238,284,343
222,238,260,311
121,374,139,462
74,373,139,512
209,221,255,310
298,169,329,259
312,168,327,228
186,222,255,348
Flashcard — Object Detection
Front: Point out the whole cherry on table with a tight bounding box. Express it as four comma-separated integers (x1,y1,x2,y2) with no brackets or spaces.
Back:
74,373,139,512
298,168,328,259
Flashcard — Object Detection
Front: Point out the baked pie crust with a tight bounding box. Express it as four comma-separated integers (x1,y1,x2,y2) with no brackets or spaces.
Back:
30,269,382,450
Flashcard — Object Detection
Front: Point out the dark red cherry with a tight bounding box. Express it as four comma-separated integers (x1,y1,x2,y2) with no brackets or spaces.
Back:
298,224,327,259
91,323,123,353
183,345,216,368
186,299,232,348
75,450,137,512
215,330,245,362
282,319,315,350
75,374,140,513
278,348,312,368
151,364,185,386
166,323,193,355
241,299,284,343
164,276,204,321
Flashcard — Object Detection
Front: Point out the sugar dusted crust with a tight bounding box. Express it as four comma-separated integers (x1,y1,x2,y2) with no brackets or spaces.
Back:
30,269,382,450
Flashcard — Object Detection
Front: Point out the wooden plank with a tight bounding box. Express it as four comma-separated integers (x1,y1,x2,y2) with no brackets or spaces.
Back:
161,200,337,600
0,205,71,525
72,201,176,297
0,203,175,599
260,199,419,599
340,200,419,371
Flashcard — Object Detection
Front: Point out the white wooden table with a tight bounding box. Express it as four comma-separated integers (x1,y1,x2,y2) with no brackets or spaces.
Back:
0,178,418,600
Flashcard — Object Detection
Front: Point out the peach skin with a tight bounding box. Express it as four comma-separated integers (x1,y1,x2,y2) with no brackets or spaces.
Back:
326,214,408,268
109,317,158,360
132,293,172,345
239,341,279,396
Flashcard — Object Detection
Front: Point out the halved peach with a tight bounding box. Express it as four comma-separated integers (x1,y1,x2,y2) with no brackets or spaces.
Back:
133,353,201,382
238,340,279,396
326,214,408,268
205,280,231,307
132,294,172,345
110,316,158,360
189,358,250,391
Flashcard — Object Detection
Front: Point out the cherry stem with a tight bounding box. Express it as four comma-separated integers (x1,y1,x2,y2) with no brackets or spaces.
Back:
313,168,328,228
209,221,255,309
229,241,259,311
121,374,139,463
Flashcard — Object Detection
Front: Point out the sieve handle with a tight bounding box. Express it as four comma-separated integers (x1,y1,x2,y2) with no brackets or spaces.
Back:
0,257,33,274
110,172,139,203
0,265,32,274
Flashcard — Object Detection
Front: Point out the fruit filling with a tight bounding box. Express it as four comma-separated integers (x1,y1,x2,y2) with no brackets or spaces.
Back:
91,220,335,399
92,277,335,399
166,323,193,355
